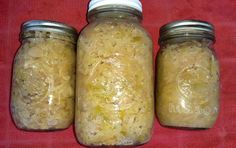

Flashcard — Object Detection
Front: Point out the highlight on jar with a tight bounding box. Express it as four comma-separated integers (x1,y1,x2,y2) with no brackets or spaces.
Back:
156,20,220,129
10,20,78,131
75,0,154,146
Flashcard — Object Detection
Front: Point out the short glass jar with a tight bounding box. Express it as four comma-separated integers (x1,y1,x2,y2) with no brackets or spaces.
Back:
75,0,154,146
11,20,77,130
156,20,220,128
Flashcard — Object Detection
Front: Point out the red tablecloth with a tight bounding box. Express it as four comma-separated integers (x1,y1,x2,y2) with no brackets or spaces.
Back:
1,0,236,147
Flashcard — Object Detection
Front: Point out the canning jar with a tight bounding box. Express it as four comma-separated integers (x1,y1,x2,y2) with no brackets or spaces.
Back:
11,20,77,130
75,0,154,146
156,20,220,128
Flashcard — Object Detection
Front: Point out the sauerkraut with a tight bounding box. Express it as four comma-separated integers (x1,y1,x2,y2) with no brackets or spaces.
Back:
11,33,75,130
76,20,154,145
156,40,219,128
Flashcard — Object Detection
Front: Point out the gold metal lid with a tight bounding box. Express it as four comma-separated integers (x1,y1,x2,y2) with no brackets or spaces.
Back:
159,20,215,44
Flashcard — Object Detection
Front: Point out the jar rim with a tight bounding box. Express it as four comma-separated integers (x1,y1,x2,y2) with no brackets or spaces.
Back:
21,20,78,41
87,5,143,21
159,20,215,44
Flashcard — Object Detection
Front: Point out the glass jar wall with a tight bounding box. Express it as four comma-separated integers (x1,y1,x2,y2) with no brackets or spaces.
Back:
75,0,154,146
156,20,220,128
11,20,77,130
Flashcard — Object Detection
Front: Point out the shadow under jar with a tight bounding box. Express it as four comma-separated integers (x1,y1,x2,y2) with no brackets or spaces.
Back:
156,20,220,128
11,20,77,130
75,0,154,146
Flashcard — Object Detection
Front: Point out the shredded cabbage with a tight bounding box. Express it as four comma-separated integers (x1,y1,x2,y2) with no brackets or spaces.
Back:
156,40,219,128
11,34,75,130
75,20,154,145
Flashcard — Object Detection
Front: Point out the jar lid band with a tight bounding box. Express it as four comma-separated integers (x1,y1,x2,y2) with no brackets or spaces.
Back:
21,20,78,41
159,20,215,43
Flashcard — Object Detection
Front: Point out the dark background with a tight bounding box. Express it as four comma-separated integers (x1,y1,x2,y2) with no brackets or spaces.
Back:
0,0,236,147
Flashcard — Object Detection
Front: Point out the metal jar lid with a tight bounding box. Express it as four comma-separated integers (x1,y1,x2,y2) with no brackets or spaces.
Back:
159,20,215,44
21,20,78,42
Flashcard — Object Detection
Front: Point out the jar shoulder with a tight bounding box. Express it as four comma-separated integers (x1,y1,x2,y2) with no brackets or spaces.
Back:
79,19,152,41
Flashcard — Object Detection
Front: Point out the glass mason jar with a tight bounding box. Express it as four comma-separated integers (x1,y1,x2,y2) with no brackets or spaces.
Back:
76,0,154,146
156,20,220,128
11,20,77,130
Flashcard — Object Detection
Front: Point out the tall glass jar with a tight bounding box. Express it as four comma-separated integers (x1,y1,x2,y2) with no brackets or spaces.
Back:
11,20,77,130
76,0,154,146
156,20,220,128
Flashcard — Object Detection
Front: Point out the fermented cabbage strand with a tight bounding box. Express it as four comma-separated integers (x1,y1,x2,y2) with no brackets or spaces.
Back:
157,40,219,128
11,36,75,130
76,21,154,145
